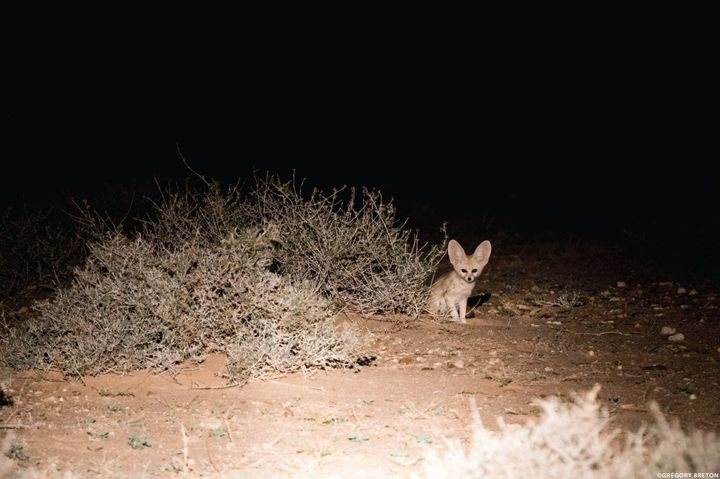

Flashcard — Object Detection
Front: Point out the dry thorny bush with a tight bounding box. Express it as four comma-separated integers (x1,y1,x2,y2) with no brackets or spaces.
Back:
246,177,446,315
1,176,443,379
421,386,720,479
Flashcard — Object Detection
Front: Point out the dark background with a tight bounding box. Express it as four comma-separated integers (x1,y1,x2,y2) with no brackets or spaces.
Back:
3,30,716,273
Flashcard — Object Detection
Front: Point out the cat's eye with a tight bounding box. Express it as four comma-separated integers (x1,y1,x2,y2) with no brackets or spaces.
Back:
460,269,467,273
471,269,478,273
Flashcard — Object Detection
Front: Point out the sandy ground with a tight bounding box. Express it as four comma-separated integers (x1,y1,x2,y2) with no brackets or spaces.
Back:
2,242,719,478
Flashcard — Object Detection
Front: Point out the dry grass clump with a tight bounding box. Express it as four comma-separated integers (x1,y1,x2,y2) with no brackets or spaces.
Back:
2,176,446,378
421,386,720,478
246,176,446,315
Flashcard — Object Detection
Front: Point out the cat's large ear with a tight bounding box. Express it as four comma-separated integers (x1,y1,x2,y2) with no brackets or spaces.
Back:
473,240,492,262
448,239,466,266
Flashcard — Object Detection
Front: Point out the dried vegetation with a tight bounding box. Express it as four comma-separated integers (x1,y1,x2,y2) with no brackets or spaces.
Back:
1,176,443,381
422,386,720,478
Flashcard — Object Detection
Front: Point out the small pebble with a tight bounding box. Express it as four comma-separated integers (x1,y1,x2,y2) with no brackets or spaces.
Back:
660,326,676,336
668,333,685,343
677,287,687,295
689,289,698,296
616,281,626,288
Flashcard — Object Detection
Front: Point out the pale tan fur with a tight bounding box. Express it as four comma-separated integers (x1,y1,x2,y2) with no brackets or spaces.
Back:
429,239,492,323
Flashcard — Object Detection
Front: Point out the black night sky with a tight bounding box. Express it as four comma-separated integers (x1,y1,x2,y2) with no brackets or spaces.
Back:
3,34,717,273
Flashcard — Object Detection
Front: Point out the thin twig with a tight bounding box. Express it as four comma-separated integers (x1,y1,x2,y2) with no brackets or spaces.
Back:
0,424,29,429
223,416,234,444
191,381,245,390
176,142,211,188
206,436,220,473
577,331,641,337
